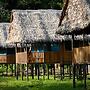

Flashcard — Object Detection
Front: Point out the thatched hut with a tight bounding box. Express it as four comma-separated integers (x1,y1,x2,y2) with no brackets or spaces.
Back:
56,0,90,64
56,0,90,87
7,9,73,64
0,23,15,64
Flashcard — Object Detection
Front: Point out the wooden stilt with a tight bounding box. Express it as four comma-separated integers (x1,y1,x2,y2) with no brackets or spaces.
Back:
11,64,13,76
86,64,88,75
15,43,17,78
62,64,64,79
16,64,19,80
2,64,3,76
35,64,37,75
60,64,63,80
26,63,29,81
76,64,78,80
22,64,24,80
6,64,8,76
83,64,87,88
15,64,16,76
67,65,68,74
51,64,52,75
43,63,45,80
73,64,76,88
69,65,72,79
31,64,34,79
37,63,39,80
53,64,55,80
79,64,82,80
47,64,49,79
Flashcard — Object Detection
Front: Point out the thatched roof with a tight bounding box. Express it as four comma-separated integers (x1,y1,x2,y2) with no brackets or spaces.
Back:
56,0,90,34
0,23,10,47
7,9,63,44
58,34,90,41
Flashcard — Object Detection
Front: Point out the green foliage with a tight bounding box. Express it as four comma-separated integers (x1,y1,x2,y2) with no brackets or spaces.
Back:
0,0,63,22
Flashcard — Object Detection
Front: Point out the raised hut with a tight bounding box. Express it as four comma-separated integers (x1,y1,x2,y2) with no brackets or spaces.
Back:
0,23,15,64
56,0,90,64
56,0,90,88
7,9,72,64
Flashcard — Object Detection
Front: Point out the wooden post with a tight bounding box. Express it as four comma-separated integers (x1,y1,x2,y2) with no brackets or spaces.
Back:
47,64,49,79
83,64,87,88
73,64,76,88
69,65,72,79
37,63,40,80
26,63,29,81
43,63,45,80
6,64,8,76
71,34,76,88
31,64,34,79
26,43,29,81
86,64,88,75
51,64,53,75
79,64,82,80
15,43,18,80
43,43,45,80
76,64,79,80
60,64,63,80
22,64,24,80
66,65,68,74
2,64,3,76
11,64,13,76
15,64,16,76
62,64,64,79
53,64,55,80
35,64,37,75
16,64,19,80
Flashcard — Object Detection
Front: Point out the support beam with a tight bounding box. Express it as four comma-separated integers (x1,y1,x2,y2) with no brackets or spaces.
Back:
35,64,37,75
37,63,40,80
6,64,8,76
60,64,64,80
47,64,49,79
15,64,16,76
11,64,13,76
16,64,19,80
26,64,29,81
31,64,34,79
73,64,76,88
43,63,45,80
53,64,55,80
83,64,87,88
69,65,72,79
22,64,24,80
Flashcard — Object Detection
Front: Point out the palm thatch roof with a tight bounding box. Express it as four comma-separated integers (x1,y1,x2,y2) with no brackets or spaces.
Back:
56,0,90,34
7,9,63,44
0,23,10,47
57,34,90,41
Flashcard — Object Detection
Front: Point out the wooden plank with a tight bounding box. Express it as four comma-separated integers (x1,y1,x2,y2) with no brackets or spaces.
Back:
16,52,27,64
73,46,90,64
0,55,7,63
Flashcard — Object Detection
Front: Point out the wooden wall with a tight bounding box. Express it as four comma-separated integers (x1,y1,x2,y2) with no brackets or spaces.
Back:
16,52,27,64
0,54,15,64
15,43,73,64
27,43,72,64
73,46,90,64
